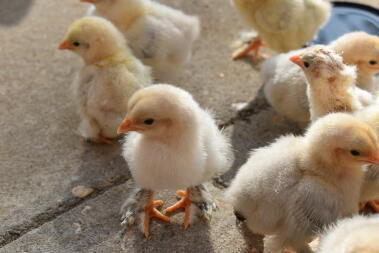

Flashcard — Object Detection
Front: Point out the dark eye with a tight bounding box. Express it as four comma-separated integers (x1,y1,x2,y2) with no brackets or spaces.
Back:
350,150,360,156
73,41,80,47
143,119,154,125
369,60,377,65
303,61,310,68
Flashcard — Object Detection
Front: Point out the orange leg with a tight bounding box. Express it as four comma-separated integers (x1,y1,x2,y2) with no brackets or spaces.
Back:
367,200,379,212
99,134,112,145
359,201,367,211
164,188,192,229
232,37,269,61
143,200,170,238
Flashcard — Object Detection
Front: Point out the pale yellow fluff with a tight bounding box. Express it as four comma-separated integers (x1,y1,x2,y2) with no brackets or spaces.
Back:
232,0,331,52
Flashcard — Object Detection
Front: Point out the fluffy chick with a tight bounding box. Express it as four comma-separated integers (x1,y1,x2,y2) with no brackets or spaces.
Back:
226,113,379,253
117,84,232,237
330,32,379,93
58,16,151,144
289,45,370,123
232,0,331,60
262,32,379,125
317,215,379,253
81,0,200,80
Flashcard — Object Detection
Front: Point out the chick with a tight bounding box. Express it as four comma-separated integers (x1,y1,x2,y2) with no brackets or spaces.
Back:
262,32,379,125
289,45,370,123
226,113,379,253
317,215,379,253
58,16,151,144
330,32,379,93
117,84,232,237
81,0,200,80
232,0,331,61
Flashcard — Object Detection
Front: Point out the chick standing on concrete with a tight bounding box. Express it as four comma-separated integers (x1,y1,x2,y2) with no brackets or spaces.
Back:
58,16,151,144
263,32,379,125
226,113,379,253
80,0,200,80
117,84,232,237
289,45,371,123
317,215,379,253
231,0,331,61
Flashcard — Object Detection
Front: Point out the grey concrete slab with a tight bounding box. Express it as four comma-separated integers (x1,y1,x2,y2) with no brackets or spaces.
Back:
0,0,261,246
0,181,261,253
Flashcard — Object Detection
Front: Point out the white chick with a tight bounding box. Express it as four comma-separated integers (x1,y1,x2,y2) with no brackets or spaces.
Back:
58,16,151,144
226,113,379,253
317,215,379,253
231,0,331,60
355,103,379,212
117,84,232,237
80,0,200,80
263,32,379,125
289,45,369,123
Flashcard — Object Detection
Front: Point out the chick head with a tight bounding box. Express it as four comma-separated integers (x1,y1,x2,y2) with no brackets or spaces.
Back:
290,45,355,86
117,84,199,139
58,16,126,64
333,32,379,77
307,113,379,168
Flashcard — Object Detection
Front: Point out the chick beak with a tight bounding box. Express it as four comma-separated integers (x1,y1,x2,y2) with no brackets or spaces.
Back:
365,152,379,166
58,40,73,50
80,0,95,3
117,119,143,134
289,55,302,67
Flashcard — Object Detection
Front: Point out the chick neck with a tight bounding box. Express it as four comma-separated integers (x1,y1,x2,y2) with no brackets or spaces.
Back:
93,48,133,67
307,71,357,122
95,0,147,29
357,71,376,93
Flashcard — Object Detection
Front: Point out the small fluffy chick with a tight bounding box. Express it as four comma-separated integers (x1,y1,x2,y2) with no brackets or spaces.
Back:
58,16,151,144
226,113,379,253
81,0,200,80
117,84,232,237
330,32,379,93
289,45,370,123
317,215,379,253
232,0,331,60
263,32,379,125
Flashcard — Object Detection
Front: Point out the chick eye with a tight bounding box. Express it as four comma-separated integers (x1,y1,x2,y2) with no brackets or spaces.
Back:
350,150,361,156
369,60,377,65
143,119,154,125
303,61,310,68
72,41,80,47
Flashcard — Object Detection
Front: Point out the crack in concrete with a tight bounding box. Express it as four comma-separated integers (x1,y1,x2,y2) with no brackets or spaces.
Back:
0,175,129,248
0,94,269,248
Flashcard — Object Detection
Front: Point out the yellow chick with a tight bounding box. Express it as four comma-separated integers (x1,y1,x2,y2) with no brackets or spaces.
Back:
232,0,331,61
317,215,379,253
58,16,151,144
81,0,200,80
329,31,379,93
227,113,379,253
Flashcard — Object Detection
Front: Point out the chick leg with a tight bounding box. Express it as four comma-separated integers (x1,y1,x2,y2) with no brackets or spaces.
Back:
232,37,268,61
120,189,170,238
367,200,379,212
164,188,192,229
99,133,113,145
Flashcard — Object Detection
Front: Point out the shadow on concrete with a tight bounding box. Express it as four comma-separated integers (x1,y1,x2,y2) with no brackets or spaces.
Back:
0,0,35,26
220,87,303,186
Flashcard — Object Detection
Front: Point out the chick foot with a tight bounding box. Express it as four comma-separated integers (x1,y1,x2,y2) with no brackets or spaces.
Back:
99,134,112,144
143,200,170,237
367,200,379,212
232,37,268,61
120,188,170,238
164,189,192,229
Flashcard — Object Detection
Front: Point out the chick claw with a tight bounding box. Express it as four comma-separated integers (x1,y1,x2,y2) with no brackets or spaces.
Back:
232,38,268,61
143,200,170,238
367,200,379,212
99,134,112,145
164,190,192,229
